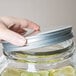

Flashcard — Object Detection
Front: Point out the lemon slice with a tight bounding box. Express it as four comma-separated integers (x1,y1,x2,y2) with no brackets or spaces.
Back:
50,69,62,76
62,66,75,76
1,68,21,76
50,66,75,76
21,72,40,76
39,71,49,76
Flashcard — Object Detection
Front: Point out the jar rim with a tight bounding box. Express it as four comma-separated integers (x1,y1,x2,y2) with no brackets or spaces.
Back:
3,40,74,65
3,39,74,56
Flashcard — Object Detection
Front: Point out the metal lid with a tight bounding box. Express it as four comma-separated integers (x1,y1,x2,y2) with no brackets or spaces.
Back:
2,26,73,51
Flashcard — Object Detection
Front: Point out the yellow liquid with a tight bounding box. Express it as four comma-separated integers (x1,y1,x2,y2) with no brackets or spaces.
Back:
1,66,76,76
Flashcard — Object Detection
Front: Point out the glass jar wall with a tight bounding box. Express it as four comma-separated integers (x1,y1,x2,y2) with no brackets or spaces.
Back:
0,39,76,76
0,26,76,76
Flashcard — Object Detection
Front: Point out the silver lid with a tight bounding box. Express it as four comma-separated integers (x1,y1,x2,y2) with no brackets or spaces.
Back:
2,26,73,51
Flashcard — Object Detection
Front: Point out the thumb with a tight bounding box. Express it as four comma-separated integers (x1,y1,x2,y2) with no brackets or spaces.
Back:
0,25,26,46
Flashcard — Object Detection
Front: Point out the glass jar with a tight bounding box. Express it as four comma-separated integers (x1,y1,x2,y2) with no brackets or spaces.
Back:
0,26,76,76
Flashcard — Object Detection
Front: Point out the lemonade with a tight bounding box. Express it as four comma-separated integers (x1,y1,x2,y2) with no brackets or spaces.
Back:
1,66,76,76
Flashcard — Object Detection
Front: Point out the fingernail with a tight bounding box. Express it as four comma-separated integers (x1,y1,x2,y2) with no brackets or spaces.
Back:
17,38,27,46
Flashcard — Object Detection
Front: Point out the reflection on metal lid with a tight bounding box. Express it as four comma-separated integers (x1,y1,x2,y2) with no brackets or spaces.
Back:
2,26,73,51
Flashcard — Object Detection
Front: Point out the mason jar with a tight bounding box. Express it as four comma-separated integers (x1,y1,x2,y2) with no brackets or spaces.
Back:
0,26,76,76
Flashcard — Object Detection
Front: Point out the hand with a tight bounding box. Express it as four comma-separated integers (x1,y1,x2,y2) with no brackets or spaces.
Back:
0,17,40,46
